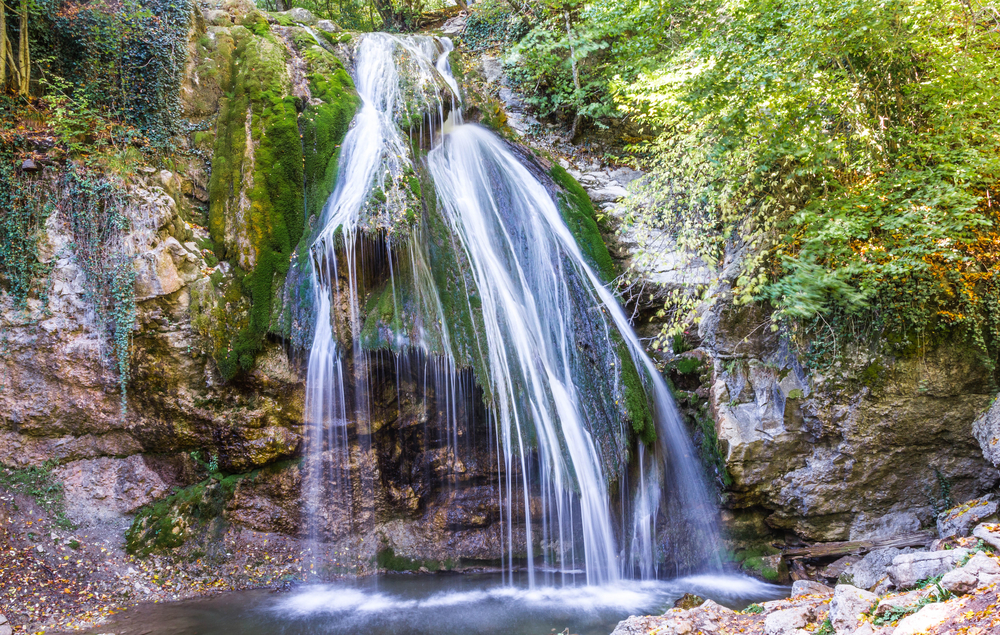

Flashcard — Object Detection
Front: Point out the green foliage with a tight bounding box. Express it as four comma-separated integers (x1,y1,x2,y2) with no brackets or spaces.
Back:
0,137,54,308
374,544,454,572
742,603,763,615
0,462,74,529
461,0,529,51
32,0,192,148
814,618,835,635
613,0,1000,371
59,165,138,413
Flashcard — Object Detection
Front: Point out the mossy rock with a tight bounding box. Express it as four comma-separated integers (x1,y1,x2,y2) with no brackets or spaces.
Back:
125,474,246,557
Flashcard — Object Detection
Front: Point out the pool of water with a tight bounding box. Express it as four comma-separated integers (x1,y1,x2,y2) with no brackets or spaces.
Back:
77,572,786,635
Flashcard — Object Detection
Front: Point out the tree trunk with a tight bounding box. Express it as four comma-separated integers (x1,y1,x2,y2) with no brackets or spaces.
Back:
17,1,29,96
0,3,7,90
564,8,583,141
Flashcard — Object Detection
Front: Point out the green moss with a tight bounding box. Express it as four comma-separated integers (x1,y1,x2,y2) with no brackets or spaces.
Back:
732,545,783,582
125,474,246,557
268,11,296,26
672,356,702,375
206,27,358,377
374,545,453,572
549,164,617,283
617,339,656,447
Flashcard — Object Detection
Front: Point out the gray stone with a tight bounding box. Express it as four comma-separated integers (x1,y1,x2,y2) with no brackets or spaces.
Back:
937,496,998,538
822,555,861,580
962,551,1000,576
764,606,816,635
281,7,317,24
21,158,40,172
440,13,466,35
203,9,231,25
972,395,1000,467
0,613,10,635
316,19,341,32
588,185,628,203
886,549,969,588
940,568,978,594
843,547,912,590
891,602,954,635
480,57,503,84
790,580,833,597
972,522,1000,550
829,585,877,634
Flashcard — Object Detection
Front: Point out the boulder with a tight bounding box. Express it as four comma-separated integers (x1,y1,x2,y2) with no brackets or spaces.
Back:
890,602,954,635
972,522,1000,550
829,585,877,634
764,606,816,635
961,551,1000,576
790,580,833,597
886,549,969,588
282,7,317,24
937,496,998,538
0,613,10,635
844,547,911,590
316,19,341,32
822,555,861,581
940,567,978,594
873,588,930,618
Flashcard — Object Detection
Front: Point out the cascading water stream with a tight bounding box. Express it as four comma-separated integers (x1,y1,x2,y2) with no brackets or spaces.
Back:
305,32,721,586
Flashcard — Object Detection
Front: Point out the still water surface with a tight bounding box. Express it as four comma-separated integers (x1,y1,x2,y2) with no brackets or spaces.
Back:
78,572,786,635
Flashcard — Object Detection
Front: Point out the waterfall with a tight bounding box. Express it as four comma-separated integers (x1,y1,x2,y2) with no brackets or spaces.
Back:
304,33,720,585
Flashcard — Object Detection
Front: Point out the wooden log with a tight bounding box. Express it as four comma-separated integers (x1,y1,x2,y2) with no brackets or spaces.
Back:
781,531,935,560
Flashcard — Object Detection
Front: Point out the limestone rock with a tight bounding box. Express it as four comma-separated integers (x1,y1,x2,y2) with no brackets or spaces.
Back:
134,241,184,301
54,455,170,525
203,9,231,25
764,606,816,635
940,567,978,594
972,521,1000,551
873,588,930,618
886,549,969,588
937,495,998,538
588,184,628,203
0,613,10,635
844,547,913,591
972,395,1000,467
281,7,317,24
830,585,877,634
316,19,341,32
790,580,833,597
890,602,953,635
961,551,1000,576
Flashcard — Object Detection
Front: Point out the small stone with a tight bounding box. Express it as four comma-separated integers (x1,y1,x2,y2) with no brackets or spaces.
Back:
891,602,953,635
940,567,978,594
764,606,815,635
972,522,1000,550
21,158,40,172
829,585,877,634
790,580,834,597
821,555,861,580
673,593,705,609
937,496,998,538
